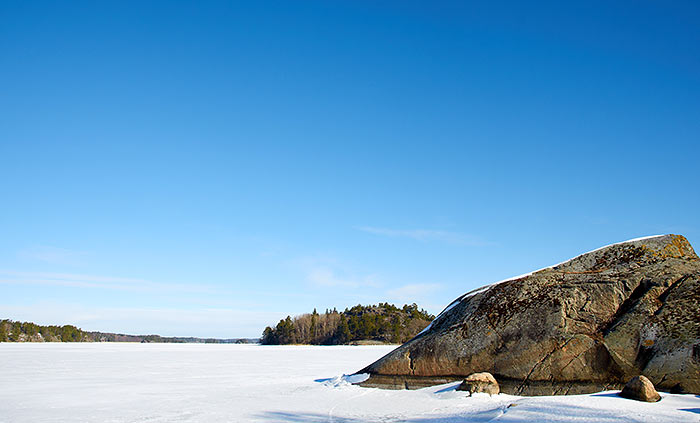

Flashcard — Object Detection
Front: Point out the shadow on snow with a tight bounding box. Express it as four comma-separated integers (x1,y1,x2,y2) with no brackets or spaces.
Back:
256,401,659,423
255,410,503,422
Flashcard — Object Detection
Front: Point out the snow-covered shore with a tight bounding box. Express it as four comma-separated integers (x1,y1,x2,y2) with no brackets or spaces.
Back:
0,343,697,422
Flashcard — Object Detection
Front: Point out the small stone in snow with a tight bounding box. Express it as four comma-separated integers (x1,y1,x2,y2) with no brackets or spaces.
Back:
620,375,661,402
457,372,500,396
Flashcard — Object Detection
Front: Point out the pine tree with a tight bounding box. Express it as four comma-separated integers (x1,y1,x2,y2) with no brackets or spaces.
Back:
336,314,351,343
276,316,295,344
310,308,318,342
261,327,276,344
0,321,8,342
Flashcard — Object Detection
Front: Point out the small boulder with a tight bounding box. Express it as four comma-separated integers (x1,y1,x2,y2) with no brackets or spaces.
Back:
620,375,661,402
457,372,499,396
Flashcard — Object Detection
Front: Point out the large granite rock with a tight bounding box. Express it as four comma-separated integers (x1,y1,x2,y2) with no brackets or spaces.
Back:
358,235,700,395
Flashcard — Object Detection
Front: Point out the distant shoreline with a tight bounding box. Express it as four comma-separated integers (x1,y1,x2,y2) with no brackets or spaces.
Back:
0,318,258,344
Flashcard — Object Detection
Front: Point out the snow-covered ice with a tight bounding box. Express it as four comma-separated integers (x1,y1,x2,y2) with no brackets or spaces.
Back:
0,343,698,422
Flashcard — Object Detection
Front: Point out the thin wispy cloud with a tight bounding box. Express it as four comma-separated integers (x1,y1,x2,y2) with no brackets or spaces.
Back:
356,226,490,246
17,246,89,266
290,256,382,289
307,267,380,289
386,283,442,302
0,270,219,294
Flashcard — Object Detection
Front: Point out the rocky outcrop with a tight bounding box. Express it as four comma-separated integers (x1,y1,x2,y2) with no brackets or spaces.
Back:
620,375,661,402
457,372,500,396
358,235,700,395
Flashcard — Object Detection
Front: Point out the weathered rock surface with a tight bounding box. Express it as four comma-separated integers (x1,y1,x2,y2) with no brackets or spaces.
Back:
620,375,661,402
358,235,700,395
456,372,500,396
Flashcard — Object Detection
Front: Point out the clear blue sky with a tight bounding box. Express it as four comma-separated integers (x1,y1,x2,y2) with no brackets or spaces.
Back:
1,1,698,338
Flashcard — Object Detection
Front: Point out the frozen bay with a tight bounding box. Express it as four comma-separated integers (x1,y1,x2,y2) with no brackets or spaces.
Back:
0,343,698,422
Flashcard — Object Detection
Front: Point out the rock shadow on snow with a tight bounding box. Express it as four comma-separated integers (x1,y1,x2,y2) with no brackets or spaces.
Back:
256,402,635,423
256,410,507,423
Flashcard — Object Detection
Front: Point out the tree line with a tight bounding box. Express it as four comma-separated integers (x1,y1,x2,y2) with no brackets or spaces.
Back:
261,303,435,345
0,319,90,342
0,319,256,343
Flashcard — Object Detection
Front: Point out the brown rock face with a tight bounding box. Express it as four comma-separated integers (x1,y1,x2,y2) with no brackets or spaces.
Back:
358,235,700,396
620,375,661,402
457,372,500,396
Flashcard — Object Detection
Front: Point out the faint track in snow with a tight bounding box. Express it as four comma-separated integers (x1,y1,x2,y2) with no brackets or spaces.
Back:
327,386,373,423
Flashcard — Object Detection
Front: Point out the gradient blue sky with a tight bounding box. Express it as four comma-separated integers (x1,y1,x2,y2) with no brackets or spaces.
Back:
1,1,698,337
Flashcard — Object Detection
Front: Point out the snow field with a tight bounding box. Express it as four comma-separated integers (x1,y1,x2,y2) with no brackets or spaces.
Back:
0,343,698,422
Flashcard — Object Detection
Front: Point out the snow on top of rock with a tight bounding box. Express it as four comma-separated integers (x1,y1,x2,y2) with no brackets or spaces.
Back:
487,234,668,287
549,234,666,269
619,235,666,243
418,235,668,334
484,234,667,288
418,299,460,335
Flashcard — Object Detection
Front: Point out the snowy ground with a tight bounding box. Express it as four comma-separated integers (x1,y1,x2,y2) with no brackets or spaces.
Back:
0,344,698,422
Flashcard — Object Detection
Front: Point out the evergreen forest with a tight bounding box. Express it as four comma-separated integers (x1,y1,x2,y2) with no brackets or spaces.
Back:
261,303,435,345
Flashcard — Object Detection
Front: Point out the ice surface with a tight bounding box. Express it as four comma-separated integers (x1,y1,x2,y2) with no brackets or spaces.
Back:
0,343,698,422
